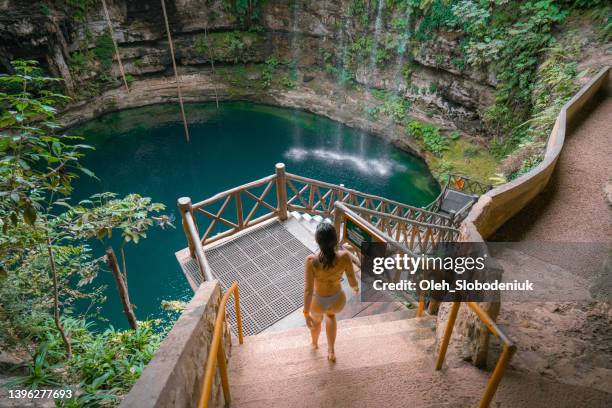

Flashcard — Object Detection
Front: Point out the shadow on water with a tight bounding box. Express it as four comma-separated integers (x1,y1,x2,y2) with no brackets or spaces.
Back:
70,101,440,328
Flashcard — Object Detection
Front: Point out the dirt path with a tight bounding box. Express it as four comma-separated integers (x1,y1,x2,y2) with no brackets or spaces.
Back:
492,92,612,242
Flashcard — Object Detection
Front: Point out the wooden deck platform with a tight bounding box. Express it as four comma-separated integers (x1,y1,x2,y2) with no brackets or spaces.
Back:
176,215,407,335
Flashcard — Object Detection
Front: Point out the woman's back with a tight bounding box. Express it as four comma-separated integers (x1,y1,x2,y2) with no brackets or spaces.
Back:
308,251,352,296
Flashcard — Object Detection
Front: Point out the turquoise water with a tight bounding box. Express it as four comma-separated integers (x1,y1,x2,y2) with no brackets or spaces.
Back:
71,101,439,328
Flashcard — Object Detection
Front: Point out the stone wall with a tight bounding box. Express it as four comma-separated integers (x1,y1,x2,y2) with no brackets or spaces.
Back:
119,280,230,408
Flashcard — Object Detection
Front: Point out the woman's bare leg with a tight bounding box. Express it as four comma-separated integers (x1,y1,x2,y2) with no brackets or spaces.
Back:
309,311,323,349
325,291,346,362
325,313,337,362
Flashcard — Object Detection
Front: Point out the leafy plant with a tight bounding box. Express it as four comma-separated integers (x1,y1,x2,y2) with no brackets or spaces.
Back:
406,120,448,156
6,343,63,389
93,32,115,72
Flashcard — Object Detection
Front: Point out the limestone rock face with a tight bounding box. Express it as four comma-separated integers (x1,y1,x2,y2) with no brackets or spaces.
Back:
0,0,496,136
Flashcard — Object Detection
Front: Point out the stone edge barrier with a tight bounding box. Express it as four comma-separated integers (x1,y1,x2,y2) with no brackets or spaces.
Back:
462,66,611,242
119,280,229,408
437,66,611,368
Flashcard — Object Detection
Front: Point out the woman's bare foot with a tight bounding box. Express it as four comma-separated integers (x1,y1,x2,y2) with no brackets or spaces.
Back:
327,348,336,363
310,342,318,350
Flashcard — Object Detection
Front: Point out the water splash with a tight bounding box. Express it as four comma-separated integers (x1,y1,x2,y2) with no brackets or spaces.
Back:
284,147,407,177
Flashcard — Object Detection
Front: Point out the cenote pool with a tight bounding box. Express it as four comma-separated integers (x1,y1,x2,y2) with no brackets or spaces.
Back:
71,101,440,328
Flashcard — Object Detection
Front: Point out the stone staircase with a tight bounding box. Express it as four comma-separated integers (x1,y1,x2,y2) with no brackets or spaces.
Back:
227,310,612,408
290,211,330,234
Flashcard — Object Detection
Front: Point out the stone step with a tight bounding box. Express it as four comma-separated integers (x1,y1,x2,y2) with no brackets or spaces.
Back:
236,310,428,346
230,348,612,408
229,326,435,385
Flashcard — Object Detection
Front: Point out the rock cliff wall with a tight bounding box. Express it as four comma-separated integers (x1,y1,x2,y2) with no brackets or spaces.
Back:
0,0,496,138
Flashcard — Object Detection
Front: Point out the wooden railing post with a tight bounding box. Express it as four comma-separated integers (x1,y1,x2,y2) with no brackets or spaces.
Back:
334,204,343,239
178,197,196,258
234,192,244,230
435,301,461,370
275,163,288,221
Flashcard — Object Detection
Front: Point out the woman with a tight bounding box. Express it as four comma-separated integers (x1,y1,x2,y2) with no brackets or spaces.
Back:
303,222,359,362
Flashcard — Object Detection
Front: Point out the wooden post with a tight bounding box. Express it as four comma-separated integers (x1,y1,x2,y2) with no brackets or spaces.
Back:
106,247,138,330
435,301,461,370
334,204,343,239
178,197,196,258
275,163,288,221
235,192,244,230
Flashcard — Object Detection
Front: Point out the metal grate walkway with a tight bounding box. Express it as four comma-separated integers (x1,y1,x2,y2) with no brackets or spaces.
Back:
182,221,312,336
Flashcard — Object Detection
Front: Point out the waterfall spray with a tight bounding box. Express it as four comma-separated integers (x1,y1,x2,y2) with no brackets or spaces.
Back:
392,11,412,93
368,0,385,84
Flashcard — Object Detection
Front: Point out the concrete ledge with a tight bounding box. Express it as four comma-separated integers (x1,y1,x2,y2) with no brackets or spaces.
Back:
463,66,611,241
120,281,228,408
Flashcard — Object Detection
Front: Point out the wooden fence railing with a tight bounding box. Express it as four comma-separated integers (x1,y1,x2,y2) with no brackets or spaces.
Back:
341,203,459,255
285,172,453,228
178,163,460,280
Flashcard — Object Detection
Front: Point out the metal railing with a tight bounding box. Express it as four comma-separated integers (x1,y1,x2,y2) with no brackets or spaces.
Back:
198,282,244,408
427,173,492,217
436,301,516,408
334,202,515,408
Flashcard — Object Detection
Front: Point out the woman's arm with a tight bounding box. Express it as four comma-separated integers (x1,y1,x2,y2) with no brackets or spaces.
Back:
303,256,315,320
343,252,359,294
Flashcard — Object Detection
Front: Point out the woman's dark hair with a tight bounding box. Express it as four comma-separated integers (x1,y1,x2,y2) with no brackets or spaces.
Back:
315,222,338,268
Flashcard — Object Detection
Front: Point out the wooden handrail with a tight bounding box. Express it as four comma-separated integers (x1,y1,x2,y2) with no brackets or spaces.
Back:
436,301,516,408
286,172,451,221
198,282,244,408
192,175,277,209
333,202,427,316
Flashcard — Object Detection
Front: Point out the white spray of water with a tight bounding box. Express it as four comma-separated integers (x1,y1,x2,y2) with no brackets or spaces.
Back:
284,147,406,177
368,0,386,82
392,11,412,92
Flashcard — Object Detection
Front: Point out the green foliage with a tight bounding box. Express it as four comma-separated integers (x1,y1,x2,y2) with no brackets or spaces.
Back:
93,32,115,71
60,193,165,245
368,89,412,124
5,342,63,388
262,57,279,88
6,316,166,404
513,153,544,179
1,61,168,402
224,0,264,25
406,120,448,156
281,74,296,89
201,31,260,63
453,0,569,136
415,0,459,41
348,0,370,26
69,320,164,393
58,0,97,23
